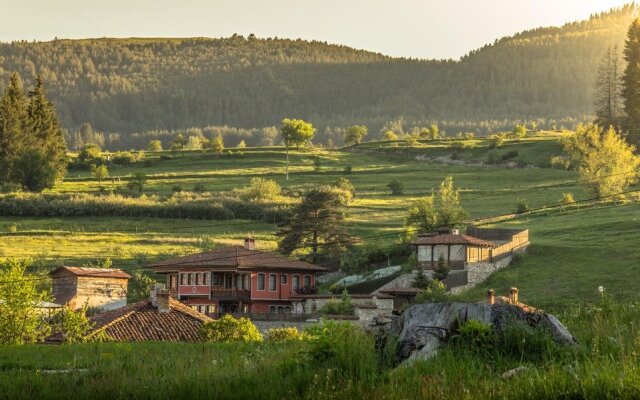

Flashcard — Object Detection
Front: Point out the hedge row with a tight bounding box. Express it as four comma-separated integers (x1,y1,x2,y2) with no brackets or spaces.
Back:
0,193,291,223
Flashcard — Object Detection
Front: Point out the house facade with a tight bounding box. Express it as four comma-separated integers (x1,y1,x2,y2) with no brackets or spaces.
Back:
150,238,328,316
49,266,130,311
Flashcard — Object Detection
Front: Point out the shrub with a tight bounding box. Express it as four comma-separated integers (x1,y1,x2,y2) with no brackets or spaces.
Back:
550,155,570,169
561,192,575,205
488,134,505,149
501,150,519,160
383,131,398,141
343,165,352,174
50,305,93,344
111,151,136,166
415,279,448,303
7,223,18,233
320,290,354,316
236,177,281,201
147,140,163,151
265,327,308,341
449,319,495,354
171,185,183,193
387,179,403,195
199,314,263,342
516,197,530,214
192,183,206,192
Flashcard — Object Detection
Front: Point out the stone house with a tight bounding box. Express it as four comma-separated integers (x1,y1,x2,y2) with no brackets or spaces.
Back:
49,266,130,311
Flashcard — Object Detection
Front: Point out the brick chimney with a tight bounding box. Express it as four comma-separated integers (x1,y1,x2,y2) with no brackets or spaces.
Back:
487,289,496,305
509,287,519,303
244,237,256,250
156,289,171,313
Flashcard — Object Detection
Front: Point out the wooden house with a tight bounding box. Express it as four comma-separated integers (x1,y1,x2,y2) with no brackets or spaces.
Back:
150,238,328,316
49,266,130,311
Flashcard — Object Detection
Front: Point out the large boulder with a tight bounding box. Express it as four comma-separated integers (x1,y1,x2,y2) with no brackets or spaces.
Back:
376,302,576,363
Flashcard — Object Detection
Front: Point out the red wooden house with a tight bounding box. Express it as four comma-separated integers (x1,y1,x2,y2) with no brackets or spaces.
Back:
150,238,327,315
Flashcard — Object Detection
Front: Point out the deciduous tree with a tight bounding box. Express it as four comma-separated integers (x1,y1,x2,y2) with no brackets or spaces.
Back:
280,118,315,180
344,125,368,146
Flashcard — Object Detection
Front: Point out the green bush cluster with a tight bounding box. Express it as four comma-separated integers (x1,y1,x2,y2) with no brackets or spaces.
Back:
265,327,309,341
199,314,263,343
320,290,354,316
0,192,292,223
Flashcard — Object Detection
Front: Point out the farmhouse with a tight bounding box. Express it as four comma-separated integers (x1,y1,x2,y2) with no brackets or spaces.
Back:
48,286,212,343
412,227,529,269
49,266,130,311
150,238,328,316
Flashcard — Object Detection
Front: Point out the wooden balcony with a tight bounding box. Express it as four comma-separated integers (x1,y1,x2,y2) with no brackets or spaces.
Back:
210,287,251,300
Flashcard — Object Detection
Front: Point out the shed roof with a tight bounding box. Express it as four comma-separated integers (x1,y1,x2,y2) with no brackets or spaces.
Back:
150,245,328,272
49,266,131,279
411,234,496,247
48,297,212,343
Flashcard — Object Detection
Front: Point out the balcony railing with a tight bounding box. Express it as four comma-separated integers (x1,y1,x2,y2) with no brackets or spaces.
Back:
210,288,251,299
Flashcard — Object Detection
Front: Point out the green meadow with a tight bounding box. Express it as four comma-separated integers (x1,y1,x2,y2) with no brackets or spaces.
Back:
3,135,639,305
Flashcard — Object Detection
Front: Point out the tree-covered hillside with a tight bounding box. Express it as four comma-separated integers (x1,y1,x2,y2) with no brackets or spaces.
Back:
0,4,636,140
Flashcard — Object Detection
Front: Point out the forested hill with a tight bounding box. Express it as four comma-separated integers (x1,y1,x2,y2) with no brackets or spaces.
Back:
0,4,636,140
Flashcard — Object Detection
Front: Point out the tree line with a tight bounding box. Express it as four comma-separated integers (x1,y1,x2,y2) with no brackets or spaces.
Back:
0,5,636,143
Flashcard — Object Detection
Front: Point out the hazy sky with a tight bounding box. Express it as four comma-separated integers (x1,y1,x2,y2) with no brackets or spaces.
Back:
0,0,632,59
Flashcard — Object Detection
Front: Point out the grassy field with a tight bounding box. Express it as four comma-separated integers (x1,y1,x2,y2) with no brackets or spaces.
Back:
3,136,639,305
0,298,638,399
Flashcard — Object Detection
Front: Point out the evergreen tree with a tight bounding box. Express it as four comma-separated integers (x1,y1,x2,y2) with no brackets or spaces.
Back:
26,76,68,182
595,46,622,130
278,187,351,263
0,73,28,184
413,267,431,289
622,18,640,139
433,256,450,281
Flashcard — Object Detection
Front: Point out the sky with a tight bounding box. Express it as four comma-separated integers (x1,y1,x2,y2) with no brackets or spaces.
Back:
0,0,632,59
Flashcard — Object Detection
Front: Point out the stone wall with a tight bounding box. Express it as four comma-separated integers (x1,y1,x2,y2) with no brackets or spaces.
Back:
449,256,514,295
316,271,346,285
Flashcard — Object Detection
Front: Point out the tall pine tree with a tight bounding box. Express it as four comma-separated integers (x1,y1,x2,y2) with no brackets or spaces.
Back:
26,76,67,182
595,45,622,130
622,18,640,141
0,73,28,184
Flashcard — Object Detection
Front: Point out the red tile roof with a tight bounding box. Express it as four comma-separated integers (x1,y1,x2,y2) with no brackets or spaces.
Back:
47,297,212,343
411,234,496,247
49,266,131,279
150,245,328,272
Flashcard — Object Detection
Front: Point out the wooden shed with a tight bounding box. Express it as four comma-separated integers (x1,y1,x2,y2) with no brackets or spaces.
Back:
49,266,130,311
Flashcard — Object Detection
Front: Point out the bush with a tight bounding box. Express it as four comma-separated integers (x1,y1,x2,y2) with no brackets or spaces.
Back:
516,197,530,214
192,183,206,192
343,165,352,174
265,327,308,341
387,179,403,195
488,134,505,149
449,319,495,354
320,290,354,316
561,192,575,205
501,150,519,160
415,280,448,303
50,305,93,344
199,314,263,342
171,185,183,192
236,177,281,201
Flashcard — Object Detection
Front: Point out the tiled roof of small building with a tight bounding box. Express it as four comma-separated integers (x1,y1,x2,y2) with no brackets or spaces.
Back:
411,234,496,247
48,297,212,343
49,266,131,279
150,245,328,272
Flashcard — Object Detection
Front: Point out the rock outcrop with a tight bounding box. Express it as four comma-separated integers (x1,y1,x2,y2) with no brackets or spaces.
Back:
373,302,576,363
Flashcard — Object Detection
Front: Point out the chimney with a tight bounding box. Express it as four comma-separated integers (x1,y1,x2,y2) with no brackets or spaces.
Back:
244,237,256,250
487,289,496,305
156,289,171,313
509,287,519,303
149,283,165,305
451,228,460,235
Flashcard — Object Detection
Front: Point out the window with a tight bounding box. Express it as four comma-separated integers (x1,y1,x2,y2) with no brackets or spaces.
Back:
269,305,276,313
188,273,194,285
269,274,277,291
292,275,300,291
303,275,311,289
208,305,216,314
277,306,284,314
257,273,265,290
211,273,220,286
243,274,248,290
284,306,293,313
236,274,242,289
195,273,200,285
180,273,186,285
281,274,288,285
202,273,209,285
